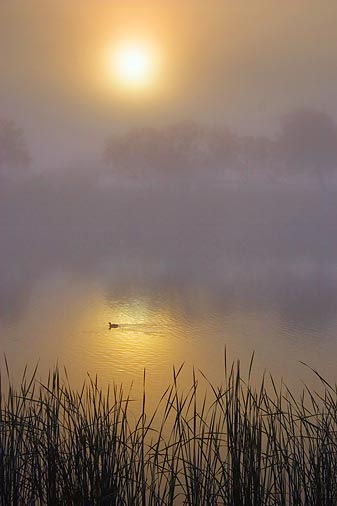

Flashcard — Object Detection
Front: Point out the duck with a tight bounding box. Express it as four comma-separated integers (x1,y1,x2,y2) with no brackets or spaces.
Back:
109,322,119,329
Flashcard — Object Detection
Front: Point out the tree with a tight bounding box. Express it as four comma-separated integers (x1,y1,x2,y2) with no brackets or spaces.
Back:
277,109,337,181
104,122,241,182
0,119,30,175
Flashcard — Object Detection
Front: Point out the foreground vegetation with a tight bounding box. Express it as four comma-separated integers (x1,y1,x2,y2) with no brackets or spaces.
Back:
1,358,337,505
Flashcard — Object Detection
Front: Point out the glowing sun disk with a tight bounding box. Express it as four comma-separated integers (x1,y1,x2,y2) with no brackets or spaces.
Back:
111,42,158,90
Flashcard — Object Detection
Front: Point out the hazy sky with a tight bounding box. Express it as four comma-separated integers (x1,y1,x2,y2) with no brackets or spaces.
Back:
1,0,337,167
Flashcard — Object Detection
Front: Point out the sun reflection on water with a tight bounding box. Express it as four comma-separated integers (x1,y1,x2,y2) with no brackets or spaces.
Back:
4,271,337,411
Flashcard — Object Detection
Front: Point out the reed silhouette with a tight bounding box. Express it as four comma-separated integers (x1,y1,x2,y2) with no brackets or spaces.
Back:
1,356,337,505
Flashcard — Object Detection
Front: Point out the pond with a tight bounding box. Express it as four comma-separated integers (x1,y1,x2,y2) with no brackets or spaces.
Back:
2,183,337,402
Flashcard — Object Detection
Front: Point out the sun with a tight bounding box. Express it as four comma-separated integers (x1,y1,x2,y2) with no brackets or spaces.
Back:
108,42,159,92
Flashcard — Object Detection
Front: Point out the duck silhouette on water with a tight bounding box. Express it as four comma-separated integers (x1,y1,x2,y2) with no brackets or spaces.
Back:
108,322,119,329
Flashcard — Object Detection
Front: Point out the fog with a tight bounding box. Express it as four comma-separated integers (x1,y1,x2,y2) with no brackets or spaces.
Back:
2,102,337,330
1,164,336,330
2,2,337,389
1,1,337,167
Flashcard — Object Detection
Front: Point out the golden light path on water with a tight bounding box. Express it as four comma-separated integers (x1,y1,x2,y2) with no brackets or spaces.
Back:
2,272,337,412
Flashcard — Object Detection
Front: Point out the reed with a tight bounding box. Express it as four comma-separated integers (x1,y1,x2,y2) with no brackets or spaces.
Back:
1,357,337,505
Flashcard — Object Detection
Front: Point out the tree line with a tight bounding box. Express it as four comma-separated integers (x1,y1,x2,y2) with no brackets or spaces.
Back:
2,109,337,183
104,110,337,183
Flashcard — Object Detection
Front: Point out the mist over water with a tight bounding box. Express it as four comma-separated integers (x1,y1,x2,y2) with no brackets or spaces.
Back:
3,5,337,504
2,0,337,395
2,171,337,399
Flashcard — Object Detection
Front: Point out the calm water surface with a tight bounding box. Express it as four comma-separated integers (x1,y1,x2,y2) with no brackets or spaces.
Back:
2,264,337,403
1,184,337,402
